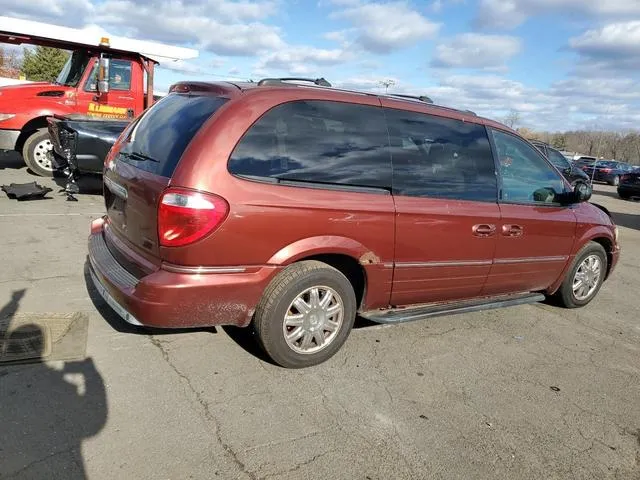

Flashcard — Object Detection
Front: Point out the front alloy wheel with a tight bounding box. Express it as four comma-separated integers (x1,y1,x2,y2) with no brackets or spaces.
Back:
556,241,607,308
572,254,602,301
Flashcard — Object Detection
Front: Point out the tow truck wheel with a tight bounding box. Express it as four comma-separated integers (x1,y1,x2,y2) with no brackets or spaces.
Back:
22,129,55,177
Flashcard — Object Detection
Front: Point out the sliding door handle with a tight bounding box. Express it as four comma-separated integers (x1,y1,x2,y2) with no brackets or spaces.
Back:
473,224,496,237
502,224,523,237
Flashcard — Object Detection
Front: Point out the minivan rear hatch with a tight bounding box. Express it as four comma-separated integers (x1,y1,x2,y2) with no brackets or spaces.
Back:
103,93,227,261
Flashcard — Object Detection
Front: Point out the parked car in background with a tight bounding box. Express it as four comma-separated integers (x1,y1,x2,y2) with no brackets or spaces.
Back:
87,77,620,368
581,160,636,186
617,168,640,200
530,140,591,187
573,155,598,165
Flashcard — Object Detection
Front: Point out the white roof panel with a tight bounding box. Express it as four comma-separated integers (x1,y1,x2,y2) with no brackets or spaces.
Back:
0,16,198,63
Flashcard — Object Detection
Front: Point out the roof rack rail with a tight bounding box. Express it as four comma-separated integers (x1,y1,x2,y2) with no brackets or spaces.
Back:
257,77,332,87
387,93,434,104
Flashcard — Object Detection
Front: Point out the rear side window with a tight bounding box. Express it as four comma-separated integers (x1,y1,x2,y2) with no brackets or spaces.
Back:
385,108,497,202
119,94,227,177
228,100,391,190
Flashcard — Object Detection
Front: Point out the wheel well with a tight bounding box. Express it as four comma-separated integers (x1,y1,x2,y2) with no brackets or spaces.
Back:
17,117,49,152
302,254,366,308
591,237,614,279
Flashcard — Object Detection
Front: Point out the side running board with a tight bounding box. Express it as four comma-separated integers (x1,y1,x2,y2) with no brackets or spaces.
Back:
360,292,545,324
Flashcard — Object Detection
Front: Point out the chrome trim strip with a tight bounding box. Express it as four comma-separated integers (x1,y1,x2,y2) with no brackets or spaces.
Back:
382,262,394,269
89,266,143,326
161,263,247,274
494,256,568,265
395,260,493,268
104,176,128,200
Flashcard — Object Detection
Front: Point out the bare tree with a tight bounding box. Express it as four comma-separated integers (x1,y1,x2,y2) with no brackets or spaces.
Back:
503,109,520,129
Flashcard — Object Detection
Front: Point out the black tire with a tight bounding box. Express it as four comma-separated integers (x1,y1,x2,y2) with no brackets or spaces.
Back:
609,175,620,186
617,190,630,200
22,128,55,177
556,241,607,309
253,260,357,368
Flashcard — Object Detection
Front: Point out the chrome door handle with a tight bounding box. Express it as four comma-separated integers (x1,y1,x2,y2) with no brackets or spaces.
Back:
473,224,496,237
502,224,523,237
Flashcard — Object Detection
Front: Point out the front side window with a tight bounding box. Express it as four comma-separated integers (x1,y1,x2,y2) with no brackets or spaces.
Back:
85,59,133,92
491,129,566,204
228,100,391,190
385,108,497,202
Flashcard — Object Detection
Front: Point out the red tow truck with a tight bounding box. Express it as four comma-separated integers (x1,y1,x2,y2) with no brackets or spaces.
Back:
0,15,198,176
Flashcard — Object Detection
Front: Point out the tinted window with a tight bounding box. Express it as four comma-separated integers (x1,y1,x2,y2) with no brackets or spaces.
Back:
491,129,566,204
118,93,227,177
85,59,132,91
547,147,570,169
228,100,391,190
385,108,497,202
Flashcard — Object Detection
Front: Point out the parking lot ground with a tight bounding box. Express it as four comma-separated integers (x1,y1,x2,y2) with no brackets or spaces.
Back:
1,154,639,480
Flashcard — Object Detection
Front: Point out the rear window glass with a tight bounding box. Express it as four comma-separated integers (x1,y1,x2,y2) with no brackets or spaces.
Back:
228,100,391,190
119,93,227,177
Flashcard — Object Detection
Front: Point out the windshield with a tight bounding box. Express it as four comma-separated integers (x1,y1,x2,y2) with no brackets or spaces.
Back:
55,50,91,87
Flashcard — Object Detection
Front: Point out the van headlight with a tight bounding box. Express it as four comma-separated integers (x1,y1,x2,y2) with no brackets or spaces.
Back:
0,113,16,121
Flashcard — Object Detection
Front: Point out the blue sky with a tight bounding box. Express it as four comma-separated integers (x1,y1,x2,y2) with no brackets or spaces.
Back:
3,0,640,131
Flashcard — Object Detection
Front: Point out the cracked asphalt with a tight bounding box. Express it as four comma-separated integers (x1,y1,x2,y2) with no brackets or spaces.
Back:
1,153,639,479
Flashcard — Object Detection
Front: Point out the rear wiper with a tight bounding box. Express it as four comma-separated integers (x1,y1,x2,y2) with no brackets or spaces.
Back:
120,151,159,163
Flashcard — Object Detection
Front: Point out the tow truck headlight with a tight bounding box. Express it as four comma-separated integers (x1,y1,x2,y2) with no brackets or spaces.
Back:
0,113,16,122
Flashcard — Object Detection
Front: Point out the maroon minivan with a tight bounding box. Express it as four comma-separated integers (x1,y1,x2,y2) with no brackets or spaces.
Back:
88,78,620,368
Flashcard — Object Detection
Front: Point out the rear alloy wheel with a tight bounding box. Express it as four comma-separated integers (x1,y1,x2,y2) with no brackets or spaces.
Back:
610,175,620,186
22,128,55,177
253,261,357,368
556,242,607,308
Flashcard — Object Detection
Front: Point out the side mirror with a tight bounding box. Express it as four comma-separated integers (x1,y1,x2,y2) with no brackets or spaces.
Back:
97,55,110,94
556,182,592,205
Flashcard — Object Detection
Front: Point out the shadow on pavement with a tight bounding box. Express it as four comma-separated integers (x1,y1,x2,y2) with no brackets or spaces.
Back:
0,290,107,480
0,151,24,170
610,211,640,232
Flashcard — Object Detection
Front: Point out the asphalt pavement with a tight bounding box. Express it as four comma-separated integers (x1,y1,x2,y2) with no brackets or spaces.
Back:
1,152,639,480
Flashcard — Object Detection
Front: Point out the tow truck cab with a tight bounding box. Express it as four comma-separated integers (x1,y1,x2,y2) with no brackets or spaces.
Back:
0,15,197,176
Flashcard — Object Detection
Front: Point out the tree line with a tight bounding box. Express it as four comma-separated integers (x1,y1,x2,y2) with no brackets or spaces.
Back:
518,128,640,165
0,45,69,82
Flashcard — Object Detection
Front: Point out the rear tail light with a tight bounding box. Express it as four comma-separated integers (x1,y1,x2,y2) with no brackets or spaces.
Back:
158,188,229,247
601,168,612,173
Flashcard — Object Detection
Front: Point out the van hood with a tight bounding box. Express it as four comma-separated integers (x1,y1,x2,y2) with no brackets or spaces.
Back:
0,82,74,99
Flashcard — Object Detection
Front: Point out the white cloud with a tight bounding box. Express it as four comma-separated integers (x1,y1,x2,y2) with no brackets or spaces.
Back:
331,1,440,53
95,0,284,56
256,46,352,75
0,0,94,26
332,72,640,132
475,0,640,29
569,21,640,71
431,34,521,69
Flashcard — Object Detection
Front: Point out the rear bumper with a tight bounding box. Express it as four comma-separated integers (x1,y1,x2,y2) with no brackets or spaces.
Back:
88,219,279,329
0,129,20,150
